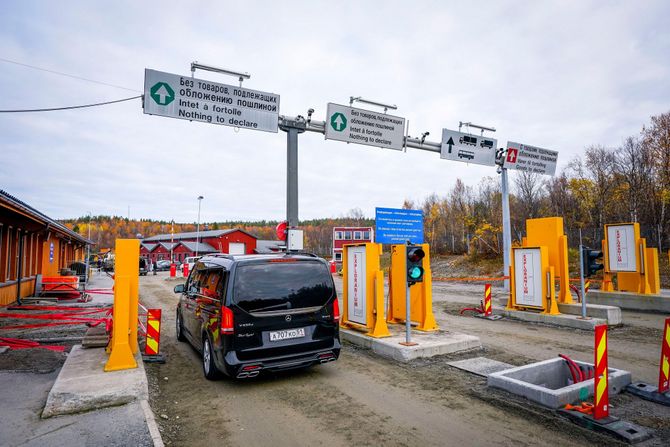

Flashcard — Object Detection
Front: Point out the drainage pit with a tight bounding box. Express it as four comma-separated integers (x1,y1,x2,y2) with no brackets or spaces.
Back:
487,357,631,409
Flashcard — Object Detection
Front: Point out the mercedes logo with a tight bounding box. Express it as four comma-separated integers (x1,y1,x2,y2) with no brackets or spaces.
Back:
285,315,292,322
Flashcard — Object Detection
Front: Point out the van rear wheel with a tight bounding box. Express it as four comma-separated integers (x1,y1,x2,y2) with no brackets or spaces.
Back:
202,336,221,380
175,310,185,342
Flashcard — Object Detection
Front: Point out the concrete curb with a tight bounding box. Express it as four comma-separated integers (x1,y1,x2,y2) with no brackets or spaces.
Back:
501,309,608,330
42,345,148,418
140,399,165,447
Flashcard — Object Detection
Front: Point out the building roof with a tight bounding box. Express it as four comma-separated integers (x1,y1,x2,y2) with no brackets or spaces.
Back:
141,242,157,251
254,240,285,254
0,189,90,245
157,242,178,251
179,241,217,253
142,228,257,242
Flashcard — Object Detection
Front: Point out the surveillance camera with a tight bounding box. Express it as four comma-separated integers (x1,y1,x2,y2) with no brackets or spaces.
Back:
308,108,314,114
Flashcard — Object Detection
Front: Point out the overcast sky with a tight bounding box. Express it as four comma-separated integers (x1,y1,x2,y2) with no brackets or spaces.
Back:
1,1,669,224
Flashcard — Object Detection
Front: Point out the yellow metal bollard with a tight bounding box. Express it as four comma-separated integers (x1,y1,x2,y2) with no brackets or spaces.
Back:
104,275,137,371
104,239,140,372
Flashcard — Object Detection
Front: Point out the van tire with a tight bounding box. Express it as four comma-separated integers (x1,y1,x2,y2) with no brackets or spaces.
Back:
175,310,186,342
202,336,221,380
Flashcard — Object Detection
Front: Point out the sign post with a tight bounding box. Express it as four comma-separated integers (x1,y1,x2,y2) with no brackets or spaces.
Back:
440,129,497,166
143,69,280,132
324,103,406,151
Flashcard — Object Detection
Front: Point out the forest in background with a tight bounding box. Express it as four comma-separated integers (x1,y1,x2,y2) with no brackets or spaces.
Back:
62,111,670,258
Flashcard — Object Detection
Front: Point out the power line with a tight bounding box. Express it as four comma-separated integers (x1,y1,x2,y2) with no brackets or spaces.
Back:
0,57,142,93
0,95,142,113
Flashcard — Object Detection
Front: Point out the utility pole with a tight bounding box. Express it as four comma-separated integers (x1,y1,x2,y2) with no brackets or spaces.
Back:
500,167,512,292
196,196,204,257
85,211,92,284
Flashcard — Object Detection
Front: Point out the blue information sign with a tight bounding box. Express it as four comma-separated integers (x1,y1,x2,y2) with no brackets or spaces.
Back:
49,242,54,263
375,207,424,244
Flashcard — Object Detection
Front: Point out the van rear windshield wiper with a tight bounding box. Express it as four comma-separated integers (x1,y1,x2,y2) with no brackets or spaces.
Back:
250,302,290,312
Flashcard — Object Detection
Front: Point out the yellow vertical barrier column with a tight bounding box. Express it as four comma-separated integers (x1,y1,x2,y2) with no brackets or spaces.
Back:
646,247,660,294
104,239,139,371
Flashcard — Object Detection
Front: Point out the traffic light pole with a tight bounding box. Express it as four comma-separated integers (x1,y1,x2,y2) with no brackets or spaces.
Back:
578,229,587,319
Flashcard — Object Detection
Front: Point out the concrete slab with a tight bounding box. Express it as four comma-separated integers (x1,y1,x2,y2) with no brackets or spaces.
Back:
587,289,670,313
495,297,622,325
557,303,622,325
488,357,631,409
42,345,148,418
447,357,514,377
502,309,608,330
341,327,481,363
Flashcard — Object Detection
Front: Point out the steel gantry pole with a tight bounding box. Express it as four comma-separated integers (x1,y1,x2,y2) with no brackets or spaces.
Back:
501,167,512,292
279,116,307,250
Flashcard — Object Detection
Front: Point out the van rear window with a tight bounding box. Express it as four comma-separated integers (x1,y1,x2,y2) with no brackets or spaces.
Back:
233,261,334,313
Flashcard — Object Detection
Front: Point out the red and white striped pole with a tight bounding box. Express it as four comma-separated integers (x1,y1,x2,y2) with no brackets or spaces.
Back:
483,284,492,317
594,324,609,419
658,317,670,394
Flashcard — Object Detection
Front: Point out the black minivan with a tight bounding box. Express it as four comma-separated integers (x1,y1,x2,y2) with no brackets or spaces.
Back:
174,253,340,379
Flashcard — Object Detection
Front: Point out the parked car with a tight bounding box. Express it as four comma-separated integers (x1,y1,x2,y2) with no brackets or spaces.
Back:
156,260,175,271
139,257,148,276
174,253,340,380
179,256,201,273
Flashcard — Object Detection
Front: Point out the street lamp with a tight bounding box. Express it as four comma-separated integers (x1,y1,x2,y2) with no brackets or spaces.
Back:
196,196,204,257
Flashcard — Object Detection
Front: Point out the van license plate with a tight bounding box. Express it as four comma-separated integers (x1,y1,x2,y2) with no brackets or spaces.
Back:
269,328,305,342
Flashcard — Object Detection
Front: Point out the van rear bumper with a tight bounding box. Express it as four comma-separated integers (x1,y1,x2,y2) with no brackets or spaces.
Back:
218,338,341,378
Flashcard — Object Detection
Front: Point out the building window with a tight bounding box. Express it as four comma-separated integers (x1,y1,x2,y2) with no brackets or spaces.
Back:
354,231,361,240
363,231,370,240
335,231,343,240
6,228,13,280
0,225,4,282
344,231,352,240
335,252,342,261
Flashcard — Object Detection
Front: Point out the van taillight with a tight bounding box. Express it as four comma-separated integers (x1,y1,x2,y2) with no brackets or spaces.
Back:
333,298,340,322
221,306,234,334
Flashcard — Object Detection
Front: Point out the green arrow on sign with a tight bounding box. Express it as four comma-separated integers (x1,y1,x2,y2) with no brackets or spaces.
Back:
150,82,175,106
330,112,347,132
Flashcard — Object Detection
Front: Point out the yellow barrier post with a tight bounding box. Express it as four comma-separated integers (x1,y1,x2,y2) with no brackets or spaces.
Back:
104,239,139,372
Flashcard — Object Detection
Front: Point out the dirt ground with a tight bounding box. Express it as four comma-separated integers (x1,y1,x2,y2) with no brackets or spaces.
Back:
141,273,670,446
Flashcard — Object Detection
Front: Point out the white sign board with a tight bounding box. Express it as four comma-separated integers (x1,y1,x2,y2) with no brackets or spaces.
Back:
606,224,637,272
324,103,405,151
346,246,367,325
514,248,543,307
504,141,558,175
440,129,497,166
143,69,279,133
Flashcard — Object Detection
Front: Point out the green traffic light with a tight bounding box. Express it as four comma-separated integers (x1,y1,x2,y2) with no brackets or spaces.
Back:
408,266,423,279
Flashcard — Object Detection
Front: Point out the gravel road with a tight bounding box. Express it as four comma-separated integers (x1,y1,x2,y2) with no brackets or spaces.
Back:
140,273,669,446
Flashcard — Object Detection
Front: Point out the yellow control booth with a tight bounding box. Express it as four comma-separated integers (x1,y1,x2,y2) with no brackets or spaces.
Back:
507,246,560,315
340,243,391,338
602,223,660,294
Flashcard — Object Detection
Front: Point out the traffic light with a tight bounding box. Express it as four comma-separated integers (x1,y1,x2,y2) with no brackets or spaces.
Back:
582,247,604,277
406,245,425,285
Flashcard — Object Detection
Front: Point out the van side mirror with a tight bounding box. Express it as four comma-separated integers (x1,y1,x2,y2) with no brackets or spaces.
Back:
174,284,185,294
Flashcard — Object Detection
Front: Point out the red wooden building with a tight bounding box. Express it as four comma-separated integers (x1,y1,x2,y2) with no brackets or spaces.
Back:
332,226,374,262
140,229,257,263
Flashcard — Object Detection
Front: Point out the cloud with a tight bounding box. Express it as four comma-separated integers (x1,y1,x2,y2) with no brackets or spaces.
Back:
1,0,669,223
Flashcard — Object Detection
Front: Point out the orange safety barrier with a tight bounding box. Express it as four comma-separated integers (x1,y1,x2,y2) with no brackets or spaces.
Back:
594,325,609,419
432,276,509,282
145,309,161,356
483,284,492,317
658,317,670,394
